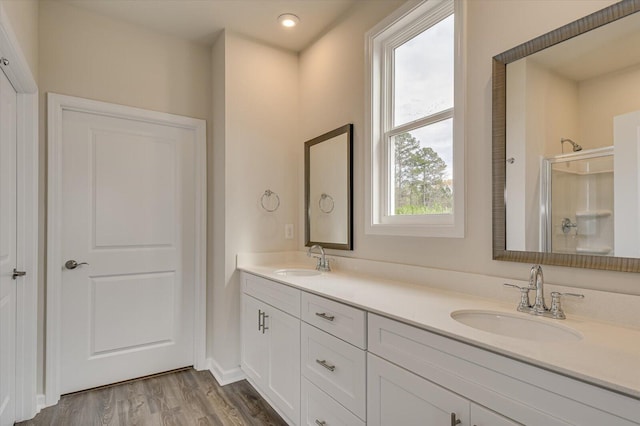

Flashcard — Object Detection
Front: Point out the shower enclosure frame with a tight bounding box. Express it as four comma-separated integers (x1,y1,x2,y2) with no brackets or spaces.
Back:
540,146,614,253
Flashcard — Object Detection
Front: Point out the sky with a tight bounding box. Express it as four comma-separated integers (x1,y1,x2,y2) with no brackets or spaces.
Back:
394,13,454,179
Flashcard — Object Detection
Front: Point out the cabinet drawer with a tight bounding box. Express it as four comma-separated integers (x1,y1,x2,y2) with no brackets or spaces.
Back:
241,272,300,317
301,292,366,349
301,378,365,426
301,323,366,420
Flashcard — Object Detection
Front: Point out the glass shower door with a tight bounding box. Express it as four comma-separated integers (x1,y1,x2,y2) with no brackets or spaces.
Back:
542,148,614,256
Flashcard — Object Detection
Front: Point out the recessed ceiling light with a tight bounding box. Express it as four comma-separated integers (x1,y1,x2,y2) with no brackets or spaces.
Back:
278,13,300,28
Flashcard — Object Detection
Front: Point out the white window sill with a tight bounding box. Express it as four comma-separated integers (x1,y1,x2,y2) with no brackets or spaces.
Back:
365,222,464,238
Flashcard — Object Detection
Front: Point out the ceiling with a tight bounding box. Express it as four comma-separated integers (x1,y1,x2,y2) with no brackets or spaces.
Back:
525,10,640,82
55,0,360,52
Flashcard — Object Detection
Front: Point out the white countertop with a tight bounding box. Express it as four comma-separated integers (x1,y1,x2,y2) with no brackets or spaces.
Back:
238,261,640,400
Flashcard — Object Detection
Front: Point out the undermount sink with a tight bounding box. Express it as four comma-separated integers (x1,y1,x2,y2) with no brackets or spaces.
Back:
451,310,583,342
274,268,322,277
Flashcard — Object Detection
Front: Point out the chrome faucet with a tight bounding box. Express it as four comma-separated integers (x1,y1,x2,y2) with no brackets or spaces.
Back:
504,265,584,319
529,265,547,315
307,244,330,272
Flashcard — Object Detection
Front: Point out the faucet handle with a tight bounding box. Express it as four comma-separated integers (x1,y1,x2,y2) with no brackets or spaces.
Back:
549,291,584,319
318,257,331,272
503,283,532,312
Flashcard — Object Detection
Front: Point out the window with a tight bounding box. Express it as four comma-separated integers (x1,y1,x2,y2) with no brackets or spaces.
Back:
365,0,465,237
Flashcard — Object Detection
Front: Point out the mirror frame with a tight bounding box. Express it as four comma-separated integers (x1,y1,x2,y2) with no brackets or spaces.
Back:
305,123,354,250
492,0,640,273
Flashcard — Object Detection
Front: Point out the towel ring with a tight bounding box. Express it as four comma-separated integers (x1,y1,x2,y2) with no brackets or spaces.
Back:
261,189,280,212
319,193,334,214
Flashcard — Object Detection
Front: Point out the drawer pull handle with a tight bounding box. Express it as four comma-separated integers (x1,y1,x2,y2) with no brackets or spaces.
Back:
315,421,326,426
450,413,461,426
316,359,335,372
315,312,335,321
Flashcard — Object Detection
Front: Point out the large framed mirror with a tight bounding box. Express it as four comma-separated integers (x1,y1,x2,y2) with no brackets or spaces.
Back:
493,0,640,272
305,124,353,250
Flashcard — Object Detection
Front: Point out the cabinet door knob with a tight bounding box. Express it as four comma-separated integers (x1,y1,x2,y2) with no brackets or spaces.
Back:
315,420,326,426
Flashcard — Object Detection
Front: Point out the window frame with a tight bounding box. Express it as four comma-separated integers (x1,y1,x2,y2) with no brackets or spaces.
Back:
365,0,466,237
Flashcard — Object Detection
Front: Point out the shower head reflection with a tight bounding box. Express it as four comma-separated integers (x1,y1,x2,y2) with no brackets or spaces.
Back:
561,138,582,152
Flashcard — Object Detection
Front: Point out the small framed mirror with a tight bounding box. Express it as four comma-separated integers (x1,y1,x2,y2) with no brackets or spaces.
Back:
305,124,353,250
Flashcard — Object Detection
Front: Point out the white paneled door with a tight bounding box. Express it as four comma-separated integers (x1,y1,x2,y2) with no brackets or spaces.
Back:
0,69,17,426
59,105,198,394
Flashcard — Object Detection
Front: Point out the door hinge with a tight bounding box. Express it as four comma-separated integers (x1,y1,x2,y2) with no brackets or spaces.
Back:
12,268,26,280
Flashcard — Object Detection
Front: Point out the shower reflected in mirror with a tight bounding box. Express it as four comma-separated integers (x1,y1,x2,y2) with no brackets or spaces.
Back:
560,138,582,153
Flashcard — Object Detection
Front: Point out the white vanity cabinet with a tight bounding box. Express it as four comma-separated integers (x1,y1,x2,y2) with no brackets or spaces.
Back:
368,313,639,426
240,273,301,425
239,271,640,426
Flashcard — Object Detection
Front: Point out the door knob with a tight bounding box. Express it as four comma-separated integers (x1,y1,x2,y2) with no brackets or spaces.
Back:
12,268,26,279
65,260,89,270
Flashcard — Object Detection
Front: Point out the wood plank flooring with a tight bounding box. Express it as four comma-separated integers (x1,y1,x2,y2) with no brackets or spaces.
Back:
17,368,287,426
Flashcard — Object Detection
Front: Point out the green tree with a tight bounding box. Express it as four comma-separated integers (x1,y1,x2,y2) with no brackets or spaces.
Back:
393,133,421,209
413,146,449,209
393,132,452,214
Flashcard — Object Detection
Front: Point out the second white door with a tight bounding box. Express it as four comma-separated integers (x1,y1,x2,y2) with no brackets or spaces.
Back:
59,101,199,394
0,66,17,426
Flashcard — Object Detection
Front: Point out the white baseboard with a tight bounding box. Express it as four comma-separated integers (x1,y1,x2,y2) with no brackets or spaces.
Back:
206,358,245,386
36,394,46,412
15,394,45,423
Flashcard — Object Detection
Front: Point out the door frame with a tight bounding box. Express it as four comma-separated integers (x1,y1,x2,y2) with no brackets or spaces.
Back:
46,93,207,406
0,3,39,422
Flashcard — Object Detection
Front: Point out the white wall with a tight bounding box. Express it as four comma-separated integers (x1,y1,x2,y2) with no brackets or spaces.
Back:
614,111,640,258
38,0,212,393
210,29,227,379
299,0,640,295
505,59,527,250
210,31,299,373
0,0,38,81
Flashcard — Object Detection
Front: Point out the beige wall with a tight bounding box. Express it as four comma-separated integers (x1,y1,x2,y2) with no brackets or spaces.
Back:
210,30,226,377
579,65,640,149
38,0,212,392
39,1,211,117
210,31,299,372
298,0,640,295
1,0,38,80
